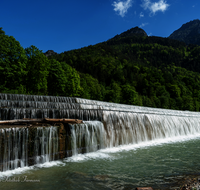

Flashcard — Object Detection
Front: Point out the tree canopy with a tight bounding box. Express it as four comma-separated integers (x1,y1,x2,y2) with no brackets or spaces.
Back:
0,27,27,93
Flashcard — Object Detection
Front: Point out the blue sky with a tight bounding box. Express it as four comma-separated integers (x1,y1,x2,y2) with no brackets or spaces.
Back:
1,0,199,53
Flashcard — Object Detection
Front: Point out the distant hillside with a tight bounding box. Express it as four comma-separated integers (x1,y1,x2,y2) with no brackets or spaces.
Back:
169,19,200,46
47,26,200,111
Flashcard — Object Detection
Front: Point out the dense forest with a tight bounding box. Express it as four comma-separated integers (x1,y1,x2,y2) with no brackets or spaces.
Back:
1,26,200,111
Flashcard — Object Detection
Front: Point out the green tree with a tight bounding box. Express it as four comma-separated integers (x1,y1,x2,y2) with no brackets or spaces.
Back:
0,27,27,92
142,96,153,107
47,59,67,96
25,45,49,94
80,77,91,99
61,62,83,97
122,84,138,105
105,81,122,103
167,84,181,98
182,96,194,111
79,73,104,100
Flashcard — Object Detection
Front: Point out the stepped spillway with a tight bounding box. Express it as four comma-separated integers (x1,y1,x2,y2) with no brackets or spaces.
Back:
1,93,200,120
1,93,200,172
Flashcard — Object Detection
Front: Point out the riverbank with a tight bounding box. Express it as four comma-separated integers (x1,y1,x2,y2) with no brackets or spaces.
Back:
177,175,200,190
162,174,200,190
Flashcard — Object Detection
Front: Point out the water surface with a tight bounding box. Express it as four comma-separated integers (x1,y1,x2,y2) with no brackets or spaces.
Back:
1,135,200,190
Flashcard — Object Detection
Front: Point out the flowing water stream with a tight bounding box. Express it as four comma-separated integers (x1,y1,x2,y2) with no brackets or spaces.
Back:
0,93,200,189
0,135,200,190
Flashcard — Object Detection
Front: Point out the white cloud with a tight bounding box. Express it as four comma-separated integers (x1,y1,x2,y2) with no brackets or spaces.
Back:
140,12,144,17
141,0,169,15
112,0,133,17
139,23,148,27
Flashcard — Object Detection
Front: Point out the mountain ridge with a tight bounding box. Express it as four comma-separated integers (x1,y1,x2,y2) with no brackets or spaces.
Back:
169,19,200,46
44,20,200,55
112,26,148,39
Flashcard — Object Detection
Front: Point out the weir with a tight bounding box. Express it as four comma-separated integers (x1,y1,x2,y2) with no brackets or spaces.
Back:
0,93,200,172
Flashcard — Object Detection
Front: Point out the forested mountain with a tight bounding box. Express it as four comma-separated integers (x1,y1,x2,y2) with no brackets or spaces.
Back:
169,19,200,46
1,23,200,111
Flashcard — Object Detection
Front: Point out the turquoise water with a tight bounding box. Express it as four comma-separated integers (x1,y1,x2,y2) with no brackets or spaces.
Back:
1,135,200,190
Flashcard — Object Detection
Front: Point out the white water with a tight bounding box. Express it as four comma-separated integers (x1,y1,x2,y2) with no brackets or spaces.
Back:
70,121,105,155
76,98,200,117
0,126,59,172
1,105,200,172
1,132,200,180
0,127,29,171
103,111,200,148
34,126,59,164
0,160,64,179
66,130,200,163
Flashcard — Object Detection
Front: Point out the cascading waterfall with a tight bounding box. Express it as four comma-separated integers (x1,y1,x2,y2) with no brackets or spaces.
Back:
0,127,29,171
68,111,200,153
0,126,59,172
102,111,200,147
70,121,105,155
34,126,59,164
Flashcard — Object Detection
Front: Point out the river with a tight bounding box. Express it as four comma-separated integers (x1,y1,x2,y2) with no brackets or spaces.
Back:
1,134,200,190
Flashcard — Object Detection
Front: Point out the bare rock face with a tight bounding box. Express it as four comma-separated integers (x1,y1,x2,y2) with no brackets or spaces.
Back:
113,26,148,39
169,19,200,46
44,50,57,57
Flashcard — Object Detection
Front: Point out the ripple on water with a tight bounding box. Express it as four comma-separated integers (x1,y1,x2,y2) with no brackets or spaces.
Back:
0,136,200,190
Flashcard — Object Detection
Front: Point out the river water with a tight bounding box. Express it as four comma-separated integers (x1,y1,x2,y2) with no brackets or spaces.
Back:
0,134,200,190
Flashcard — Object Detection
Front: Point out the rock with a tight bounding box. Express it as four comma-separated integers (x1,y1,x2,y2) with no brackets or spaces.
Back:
135,187,153,190
93,175,109,181
43,50,57,57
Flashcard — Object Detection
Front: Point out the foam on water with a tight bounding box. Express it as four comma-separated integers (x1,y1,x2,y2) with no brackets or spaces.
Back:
65,132,200,162
1,133,200,180
64,152,113,162
100,133,200,153
0,166,31,179
34,160,65,168
0,160,64,179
